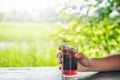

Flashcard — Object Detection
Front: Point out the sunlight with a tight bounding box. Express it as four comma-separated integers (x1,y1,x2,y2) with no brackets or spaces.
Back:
0,0,98,20
0,0,97,16
0,0,57,16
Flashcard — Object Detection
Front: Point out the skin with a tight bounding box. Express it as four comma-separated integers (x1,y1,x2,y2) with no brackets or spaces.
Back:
57,52,120,72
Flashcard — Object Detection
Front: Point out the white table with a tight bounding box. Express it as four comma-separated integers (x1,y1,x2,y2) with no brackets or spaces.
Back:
0,67,119,80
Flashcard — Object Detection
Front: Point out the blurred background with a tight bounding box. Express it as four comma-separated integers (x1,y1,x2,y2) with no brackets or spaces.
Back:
0,0,120,67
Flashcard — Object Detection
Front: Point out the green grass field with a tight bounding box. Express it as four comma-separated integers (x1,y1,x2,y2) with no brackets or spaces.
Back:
0,22,59,67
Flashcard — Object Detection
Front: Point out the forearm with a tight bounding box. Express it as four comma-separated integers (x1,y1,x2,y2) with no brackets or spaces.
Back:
89,54,120,72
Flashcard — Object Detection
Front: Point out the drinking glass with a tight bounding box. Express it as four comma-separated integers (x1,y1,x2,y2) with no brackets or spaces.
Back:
60,44,78,78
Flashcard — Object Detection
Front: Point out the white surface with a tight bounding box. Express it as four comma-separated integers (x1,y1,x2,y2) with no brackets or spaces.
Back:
0,67,97,80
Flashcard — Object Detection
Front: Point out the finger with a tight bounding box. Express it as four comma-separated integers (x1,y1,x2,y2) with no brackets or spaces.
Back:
58,59,62,64
76,53,90,67
69,48,78,56
58,45,70,52
75,52,84,59
59,66,62,70
57,53,62,58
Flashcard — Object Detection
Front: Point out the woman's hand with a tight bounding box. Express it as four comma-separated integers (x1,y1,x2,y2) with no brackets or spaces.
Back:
57,45,92,72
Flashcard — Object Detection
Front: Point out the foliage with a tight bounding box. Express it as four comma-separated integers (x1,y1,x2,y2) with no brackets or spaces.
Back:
51,18,120,58
51,0,120,58
95,0,120,21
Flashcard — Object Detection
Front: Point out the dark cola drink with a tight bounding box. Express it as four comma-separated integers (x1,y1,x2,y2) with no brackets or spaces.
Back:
62,55,77,76
61,45,78,77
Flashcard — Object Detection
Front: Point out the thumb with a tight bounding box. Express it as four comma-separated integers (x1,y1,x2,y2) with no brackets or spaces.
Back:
75,52,91,67
75,52,84,59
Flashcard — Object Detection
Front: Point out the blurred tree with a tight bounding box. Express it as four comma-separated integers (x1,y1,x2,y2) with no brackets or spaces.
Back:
52,0,120,57
95,0,120,21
